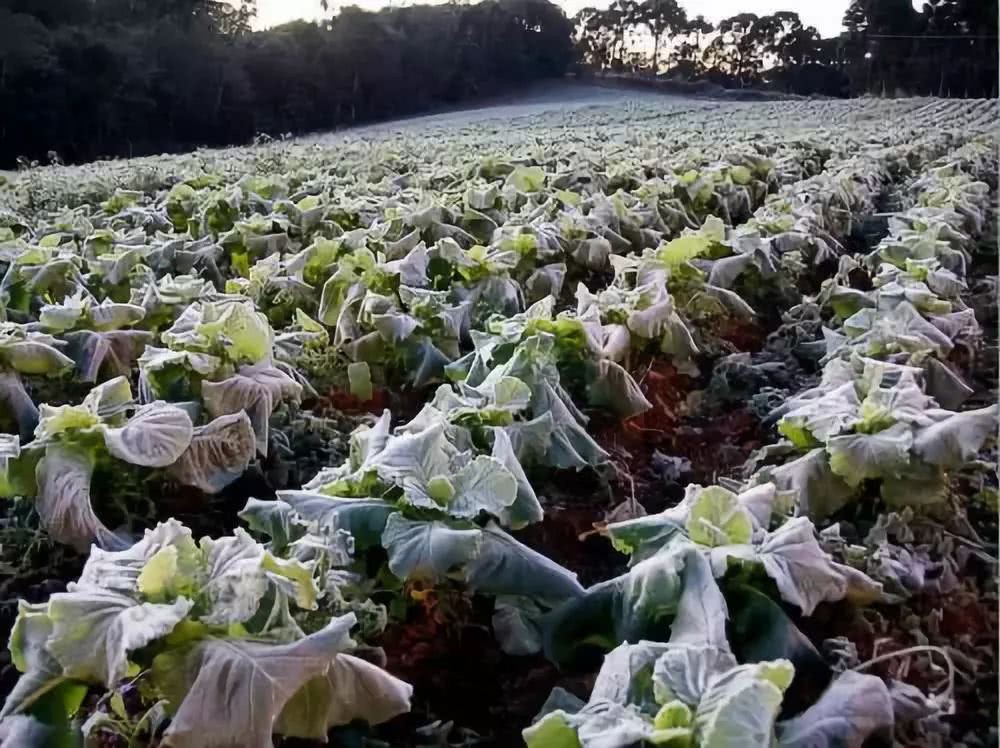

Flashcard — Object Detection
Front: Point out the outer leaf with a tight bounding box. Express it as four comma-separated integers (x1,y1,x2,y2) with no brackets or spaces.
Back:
103,402,194,468
197,529,268,625
275,653,412,738
46,589,191,686
756,517,862,616
447,455,517,519
168,411,255,493
653,552,737,706
589,359,653,419
155,615,357,748
777,671,893,748
1,341,74,376
381,514,481,582
368,423,458,506
36,443,123,552
0,715,52,746
465,522,584,600
693,661,794,748
239,498,301,553
77,519,200,596
768,449,857,520
0,370,41,439
827,423,913,487
911,405,998,467
491,428,543,529
277,491,393,550
0,602,65,719
202,375,274,456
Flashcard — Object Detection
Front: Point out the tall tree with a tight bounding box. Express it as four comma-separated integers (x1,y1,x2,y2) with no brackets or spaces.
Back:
704,13,763,87
633,0,686,74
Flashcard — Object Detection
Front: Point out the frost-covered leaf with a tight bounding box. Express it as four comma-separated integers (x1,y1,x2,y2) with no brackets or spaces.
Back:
47,589,191,686
103,402,194,467
0,341,74,376
0,371,39,440
654,552,737,706
77,519,199,596
154,615,359,748
757,517,866,616
197,529,268,625
280,489,389,542
827,423,913,487
0,715,52,746
275,653,412,737
36,443,123,552
592,640,672,712
202,375,274,456
911,405,998,467
381,514,481,582
768,449,857,520
465,522,583,600
239,498,301,553
777,671,893,748
64,329,153,383
0,602,66,719
368,423,457,505
490,428,543,529
168,411,255,493
693,661,794,748
544,549,686,665
589,359,652,419
447,455,517,519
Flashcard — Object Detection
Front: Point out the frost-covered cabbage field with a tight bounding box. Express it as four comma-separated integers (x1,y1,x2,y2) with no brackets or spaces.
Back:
0,95,996,747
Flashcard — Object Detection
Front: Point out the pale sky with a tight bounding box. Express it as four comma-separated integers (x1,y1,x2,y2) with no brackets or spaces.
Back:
254,0,858,38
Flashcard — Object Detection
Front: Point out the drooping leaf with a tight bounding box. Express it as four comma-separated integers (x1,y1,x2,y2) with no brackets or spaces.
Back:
275,653,412,738
380,514,481,582
35,444,123,552
777,671,894,748
756,518,862,616
153,615,358,748
692,661,793,748
103,402,194,468
46,589,191,687
168,412,255,494
911,405,998,468
465,522,583,600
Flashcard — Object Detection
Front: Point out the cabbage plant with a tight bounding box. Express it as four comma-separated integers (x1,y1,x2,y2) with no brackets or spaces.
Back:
526,551,896,748
0,519,412,747
0,324,74,438
760,357,997,518
242,407,586,613
139,296,301,455
1,377,255,550
38,291,154,384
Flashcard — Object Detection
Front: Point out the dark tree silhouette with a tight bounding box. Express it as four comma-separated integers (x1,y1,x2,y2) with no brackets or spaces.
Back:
1,0,995,167
571,0,994,99
0,0,575,167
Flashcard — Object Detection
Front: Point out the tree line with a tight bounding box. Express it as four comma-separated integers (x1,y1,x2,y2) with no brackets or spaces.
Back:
573,0,997,98
0,0,573,167
0,0,995,168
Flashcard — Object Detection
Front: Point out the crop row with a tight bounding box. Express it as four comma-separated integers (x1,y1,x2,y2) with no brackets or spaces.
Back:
0,98,994,747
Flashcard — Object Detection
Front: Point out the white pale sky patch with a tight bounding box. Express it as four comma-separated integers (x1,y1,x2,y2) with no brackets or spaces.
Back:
253,0,925,38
